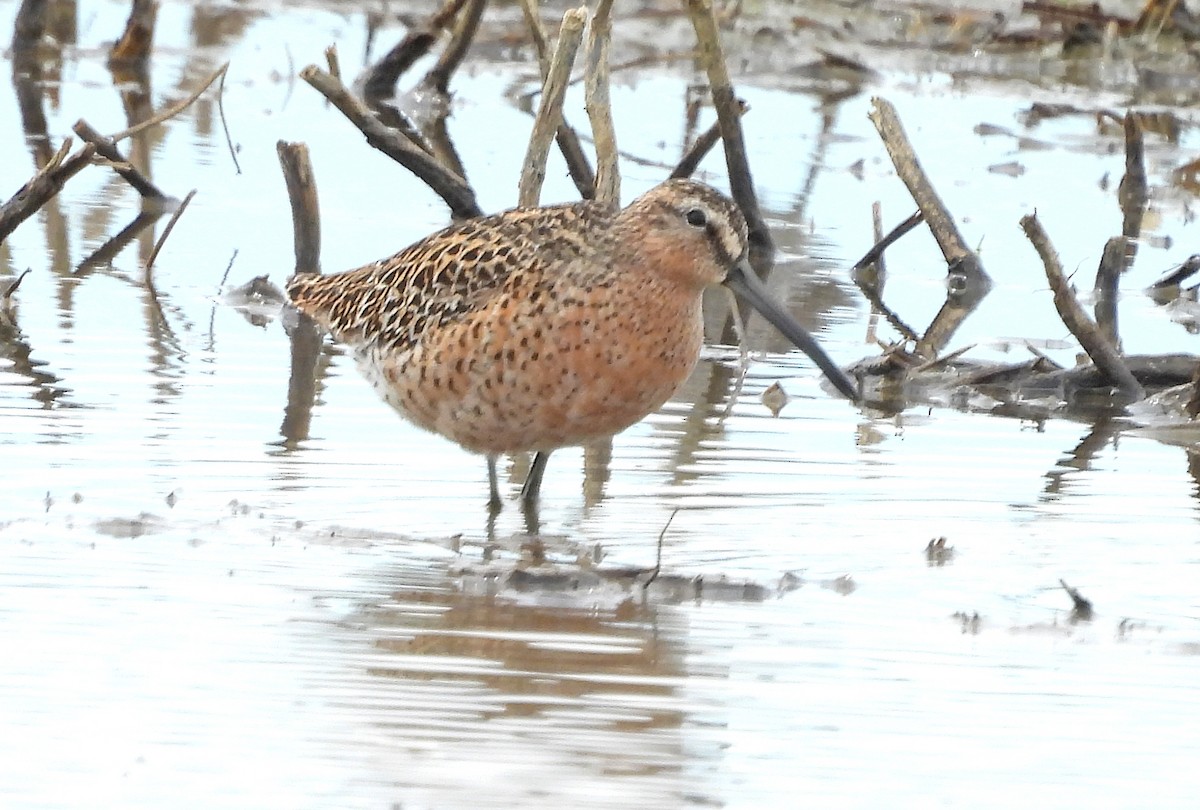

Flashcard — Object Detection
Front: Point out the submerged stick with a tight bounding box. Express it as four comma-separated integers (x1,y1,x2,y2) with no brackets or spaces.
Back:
0,140,95,243
276,141,321,276
300,65,481,220
518,6,587,207
868,97,988,282
73,119,169,201
1020,213,1143,401
584,0,618,207
684,0,772,258
108,62,229,143
145,188,196,274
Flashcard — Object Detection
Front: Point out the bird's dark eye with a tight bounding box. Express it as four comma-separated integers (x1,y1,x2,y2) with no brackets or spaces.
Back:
685,207,707,228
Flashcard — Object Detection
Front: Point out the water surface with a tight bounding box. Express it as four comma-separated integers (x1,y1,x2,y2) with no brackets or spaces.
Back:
3,1,1200,807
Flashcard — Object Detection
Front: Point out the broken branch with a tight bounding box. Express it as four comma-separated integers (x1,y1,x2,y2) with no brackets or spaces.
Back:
300,65,481,220
0,140,96,243
1020,212,1144,401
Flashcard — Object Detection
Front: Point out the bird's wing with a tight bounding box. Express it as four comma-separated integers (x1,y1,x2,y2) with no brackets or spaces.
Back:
287,201,610,351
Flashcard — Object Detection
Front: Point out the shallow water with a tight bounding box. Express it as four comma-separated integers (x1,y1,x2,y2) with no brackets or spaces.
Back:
3,1,1200,807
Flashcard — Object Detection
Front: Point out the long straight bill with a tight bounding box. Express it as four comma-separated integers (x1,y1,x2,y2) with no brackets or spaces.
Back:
723,259,860,403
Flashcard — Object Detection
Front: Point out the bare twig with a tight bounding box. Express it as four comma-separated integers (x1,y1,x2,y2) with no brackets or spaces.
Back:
644,507,681,589
1020,212,1143,401
0,140,96,243
424,0,487,94
109,62,229,143
869,97,991,357
3,269,32,300
324,44,341,81
1150,254,1200,289
72,118,169,200
670,99,747,179
910,344,975,374
216,65,241,174
145,188,196,274
518,6,587,207
300,65,482,219
584,0,618,207
276,141,321,276
684,0,772,258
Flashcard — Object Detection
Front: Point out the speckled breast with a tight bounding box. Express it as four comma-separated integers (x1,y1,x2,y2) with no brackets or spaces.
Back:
355,281,705,456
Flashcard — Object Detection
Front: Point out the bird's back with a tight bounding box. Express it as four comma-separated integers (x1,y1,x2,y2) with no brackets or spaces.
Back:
287,200,616,353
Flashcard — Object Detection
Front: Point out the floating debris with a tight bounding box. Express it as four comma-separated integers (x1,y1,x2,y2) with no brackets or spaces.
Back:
925,536,955,566
953,610,982,635
1060,578,1095,622
761,380,789,416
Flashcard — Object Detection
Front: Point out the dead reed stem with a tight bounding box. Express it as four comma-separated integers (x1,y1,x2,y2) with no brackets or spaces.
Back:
518,6,587,207
584,0,618,207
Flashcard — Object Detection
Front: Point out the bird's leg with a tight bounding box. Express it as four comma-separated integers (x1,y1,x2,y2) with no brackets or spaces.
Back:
520,450,552,506
486,454,503,514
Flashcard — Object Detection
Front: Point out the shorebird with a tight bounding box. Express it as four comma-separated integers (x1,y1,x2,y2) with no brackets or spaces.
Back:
288,179,858,509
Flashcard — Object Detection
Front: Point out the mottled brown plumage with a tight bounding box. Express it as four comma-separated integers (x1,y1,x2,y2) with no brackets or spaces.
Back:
287,178,856,507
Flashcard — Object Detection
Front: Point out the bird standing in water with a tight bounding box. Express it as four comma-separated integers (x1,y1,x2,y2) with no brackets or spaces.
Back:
287,179,858,510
